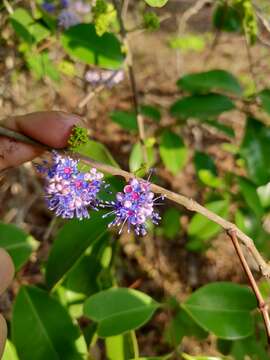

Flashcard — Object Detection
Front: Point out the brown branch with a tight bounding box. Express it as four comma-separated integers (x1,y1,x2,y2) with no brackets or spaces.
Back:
227,229,270,344
112,0,148,164
0,124,270,280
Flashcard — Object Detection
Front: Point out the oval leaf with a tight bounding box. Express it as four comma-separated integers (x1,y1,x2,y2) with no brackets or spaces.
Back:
182,282,256,340
110,111,138,131
61,24,124,69
144,0,169,7
12,286,85,360
240,117,270,185
84,288,159,337
46,211,110,289
177,70,242,95
171,94,235,120
159,130,188,175
0,223,37,271
2,340,19,360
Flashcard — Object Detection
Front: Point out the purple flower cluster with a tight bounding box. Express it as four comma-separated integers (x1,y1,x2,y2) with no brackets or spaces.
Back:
37,152,104,220
85,69,124,87
102,179,162,236
42,0,91,29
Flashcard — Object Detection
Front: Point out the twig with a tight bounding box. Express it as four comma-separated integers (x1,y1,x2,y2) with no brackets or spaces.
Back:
0,124,270,280
178,0,212,34
227,229,270,344
112,0,148,164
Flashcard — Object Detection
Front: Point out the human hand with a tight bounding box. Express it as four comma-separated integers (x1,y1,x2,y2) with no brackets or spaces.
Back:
0,249,14,358
0,111,81,171
0,111,80,356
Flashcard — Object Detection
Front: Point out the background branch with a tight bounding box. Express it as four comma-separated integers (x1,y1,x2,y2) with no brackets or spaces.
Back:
227,229,270,344
112,0,148,163
0,124,270,281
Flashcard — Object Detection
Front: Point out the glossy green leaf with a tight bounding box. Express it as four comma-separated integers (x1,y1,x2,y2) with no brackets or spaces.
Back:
110,111,138,131
12,286,86,360
187,200,229,241
84,288,159,337
61,24,124,69
144,0,169,7
159,130,188,175
10,8,50,45
177,70,242,95
46,212,110,289
2,340,19,360
240,118,270,185
182,282,256,340
238,177,263,217
194,151,217,175
162,208,181,239
259,89,270,115
171,94,235,120
202,119,235,138
0,223,37,271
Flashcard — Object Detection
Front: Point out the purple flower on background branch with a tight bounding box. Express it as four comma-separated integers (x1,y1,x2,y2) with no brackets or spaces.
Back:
102,178,163,236
85,69,125,87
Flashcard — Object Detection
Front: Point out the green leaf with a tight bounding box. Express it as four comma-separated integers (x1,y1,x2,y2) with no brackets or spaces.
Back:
240,117,270,185
187,200,229,242
162,208,181,239
76,140,119,167
259,89,270,115
202,119,235,138
110,111,138,131
231,335,269,360
238,177,263,217
46,211,110,289
159,130,188,175
194,151,217,175
12,286,85,360
182,282,256,340
165,308,207,346
26,52,60,82
64,233,111,296
10,8,50,45
61,24,124,69
84,288,159,337
213,3,242,32
129,142,155,173
257,182,270,208
144,0,169,7
140,105,161,122
2,340,19,360
131,357,172,360
169,35,206,52
171,94,235,120
105,334,134,360
0,222,37,271
177,70,242,95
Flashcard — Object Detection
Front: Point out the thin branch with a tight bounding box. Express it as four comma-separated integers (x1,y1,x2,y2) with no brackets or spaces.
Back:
227,229,270,344
178,0,212,34
0,124,270,280
112,0,148,164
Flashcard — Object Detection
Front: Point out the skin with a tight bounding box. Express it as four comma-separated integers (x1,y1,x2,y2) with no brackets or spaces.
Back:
0,111,81,356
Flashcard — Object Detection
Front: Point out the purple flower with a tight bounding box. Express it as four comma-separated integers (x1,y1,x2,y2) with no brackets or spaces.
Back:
72,0,91,14
37,152,104,220
58,9,80,29
61,0,70,8
85,69,124,87
42,2,56,12
102,178,163,235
